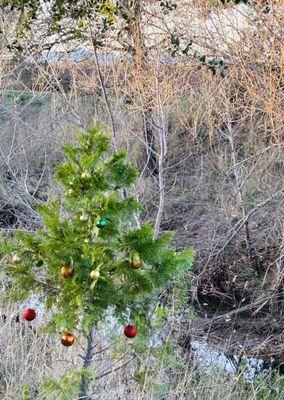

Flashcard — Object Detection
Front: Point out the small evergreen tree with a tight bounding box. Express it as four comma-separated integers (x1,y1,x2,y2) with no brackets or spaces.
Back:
0,126,195,396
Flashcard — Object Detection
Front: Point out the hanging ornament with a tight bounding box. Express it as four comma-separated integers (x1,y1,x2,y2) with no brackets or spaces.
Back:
81,170,91,179
61,332,75,347
79,213,88,222
12,254,21,264
90,269,100,280
97,218,107,229
69,177,76,187
34,259,43,267
124,325,137,339
60,266,74,278
130,253,141,270
22,308,36,321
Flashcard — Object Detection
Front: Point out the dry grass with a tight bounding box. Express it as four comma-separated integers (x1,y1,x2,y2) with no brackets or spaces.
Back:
0,297,283,399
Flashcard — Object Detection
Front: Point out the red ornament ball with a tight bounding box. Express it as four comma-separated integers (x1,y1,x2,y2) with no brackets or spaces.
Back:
124,325,137,339
22,308,36,321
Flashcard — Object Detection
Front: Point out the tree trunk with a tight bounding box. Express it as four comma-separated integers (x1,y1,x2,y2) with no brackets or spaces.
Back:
126,0,158,174
143,106,158,174
79,324,96,400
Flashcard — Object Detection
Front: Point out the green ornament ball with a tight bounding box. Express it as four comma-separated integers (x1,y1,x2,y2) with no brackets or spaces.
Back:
35,259,44,267
97,218,107,229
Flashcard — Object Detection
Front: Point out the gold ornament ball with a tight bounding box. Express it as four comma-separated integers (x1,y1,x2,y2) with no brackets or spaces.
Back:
61,332,75,347
90,270,100,280
131,262,141,270
12,254,21,264
81,170,91,179
130,253,142,269
60,266,74,278
79,213,88,222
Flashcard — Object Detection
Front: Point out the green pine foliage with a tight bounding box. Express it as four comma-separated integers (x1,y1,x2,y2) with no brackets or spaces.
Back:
38,367,94,400
0,126,195,335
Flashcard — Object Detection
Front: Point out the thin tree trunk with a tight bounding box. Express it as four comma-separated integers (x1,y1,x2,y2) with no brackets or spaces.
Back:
153,73,167,240
89,26,118,152
143,106,158,174
129,0,158,174
79,324,96,400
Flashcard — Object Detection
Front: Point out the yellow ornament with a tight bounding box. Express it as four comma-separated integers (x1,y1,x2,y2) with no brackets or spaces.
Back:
81,170,91,179
90,269,100,280
79,213,88,222
12,254,21,264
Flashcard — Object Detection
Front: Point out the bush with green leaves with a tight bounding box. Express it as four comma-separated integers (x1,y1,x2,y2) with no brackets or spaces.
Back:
0,126,195,337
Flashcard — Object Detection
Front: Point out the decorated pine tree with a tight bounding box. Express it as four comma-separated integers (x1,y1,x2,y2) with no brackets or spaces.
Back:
0,126,195,397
